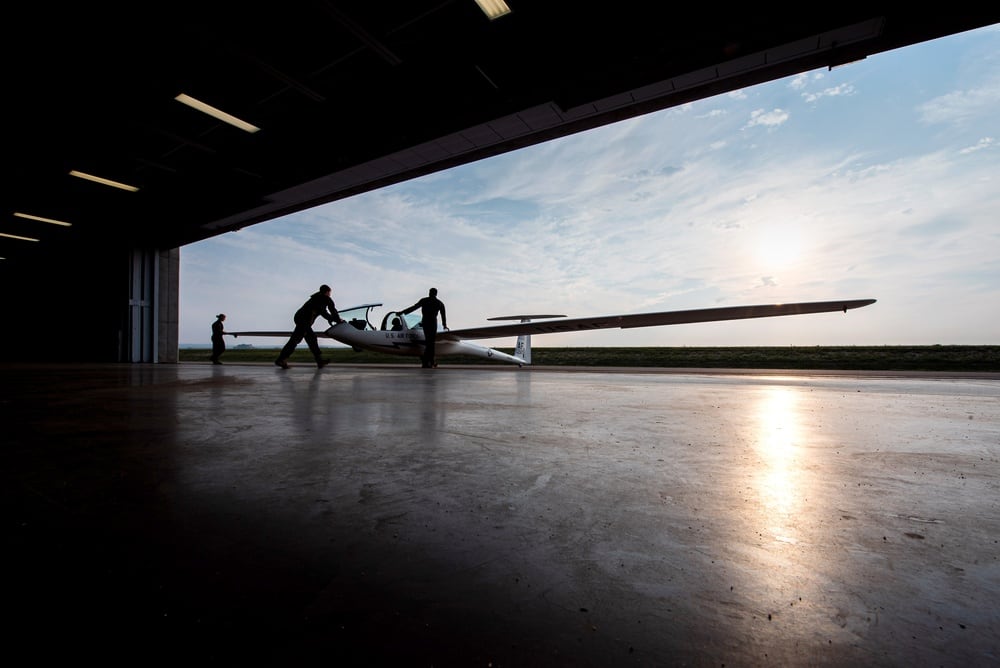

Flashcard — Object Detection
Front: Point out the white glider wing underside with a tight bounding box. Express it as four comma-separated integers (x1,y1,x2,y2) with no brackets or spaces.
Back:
444,299,877,340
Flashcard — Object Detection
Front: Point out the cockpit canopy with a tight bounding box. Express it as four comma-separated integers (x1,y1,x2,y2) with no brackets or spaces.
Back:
336,304,423,332
379,310,422,331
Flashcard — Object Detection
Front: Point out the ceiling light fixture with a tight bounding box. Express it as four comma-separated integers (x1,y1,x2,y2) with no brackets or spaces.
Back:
475,0,511,20
13,212,72,227
0,232,40,242
175,93,260,133
69,170,139,192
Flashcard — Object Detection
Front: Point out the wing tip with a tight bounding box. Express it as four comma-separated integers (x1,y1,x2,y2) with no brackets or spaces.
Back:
843,298,877,313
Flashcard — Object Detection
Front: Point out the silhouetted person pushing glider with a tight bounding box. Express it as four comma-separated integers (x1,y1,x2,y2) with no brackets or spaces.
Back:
275,284,344,369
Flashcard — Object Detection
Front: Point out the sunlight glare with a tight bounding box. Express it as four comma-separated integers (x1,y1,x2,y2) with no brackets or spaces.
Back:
753,224,803,271
753,386,803,520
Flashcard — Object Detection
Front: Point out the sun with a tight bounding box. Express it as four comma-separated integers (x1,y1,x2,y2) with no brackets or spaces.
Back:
753,224,803,270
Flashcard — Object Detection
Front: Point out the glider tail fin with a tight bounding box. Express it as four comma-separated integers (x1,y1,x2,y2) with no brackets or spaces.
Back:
515,332,531,364
486,313,568,366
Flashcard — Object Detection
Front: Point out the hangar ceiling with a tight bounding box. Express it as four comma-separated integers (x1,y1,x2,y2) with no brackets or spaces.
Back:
2,3,997,274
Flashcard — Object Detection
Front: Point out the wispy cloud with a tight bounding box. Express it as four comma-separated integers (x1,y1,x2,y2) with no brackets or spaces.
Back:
959,137,995,154
744,108,789,129
801,83,856,103
918,83,1000,125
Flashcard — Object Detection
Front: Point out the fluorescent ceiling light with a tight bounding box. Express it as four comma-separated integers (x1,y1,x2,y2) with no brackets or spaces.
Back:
475,0,511,20
13,212,72,227
69,170,139,192
175,93,260,133
0,232,40,242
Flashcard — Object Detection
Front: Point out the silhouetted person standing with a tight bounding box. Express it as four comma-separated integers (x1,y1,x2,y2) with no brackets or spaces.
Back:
275,284,344,369
403,287,447,368
210,313,226,364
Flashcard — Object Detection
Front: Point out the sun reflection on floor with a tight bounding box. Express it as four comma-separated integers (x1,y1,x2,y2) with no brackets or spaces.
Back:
753,386,803,526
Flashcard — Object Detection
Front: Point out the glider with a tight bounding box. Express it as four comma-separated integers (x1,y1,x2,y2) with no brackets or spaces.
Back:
227,298,877,367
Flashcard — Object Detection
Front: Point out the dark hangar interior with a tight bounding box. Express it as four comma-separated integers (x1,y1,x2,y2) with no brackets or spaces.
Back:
2,3,996,361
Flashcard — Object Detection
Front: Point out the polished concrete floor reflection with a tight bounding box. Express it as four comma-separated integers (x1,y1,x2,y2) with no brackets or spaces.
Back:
4,362,999,666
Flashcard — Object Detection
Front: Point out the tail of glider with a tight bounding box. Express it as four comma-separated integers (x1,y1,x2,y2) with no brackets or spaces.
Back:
486,314,568,365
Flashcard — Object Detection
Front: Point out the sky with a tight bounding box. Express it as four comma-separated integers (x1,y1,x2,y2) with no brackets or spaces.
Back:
180,24,999,348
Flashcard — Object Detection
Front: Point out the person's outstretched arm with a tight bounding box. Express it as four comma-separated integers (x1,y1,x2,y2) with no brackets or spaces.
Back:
325,296,344,324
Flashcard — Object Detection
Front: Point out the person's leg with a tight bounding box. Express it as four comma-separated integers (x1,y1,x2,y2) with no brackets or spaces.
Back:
276,325,305,367
419,329,429,367
304,330,326,366
278,334,300,360
424,325,437,367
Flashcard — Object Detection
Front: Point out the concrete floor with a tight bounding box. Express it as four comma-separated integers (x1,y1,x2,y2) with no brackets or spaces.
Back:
4,362,999,666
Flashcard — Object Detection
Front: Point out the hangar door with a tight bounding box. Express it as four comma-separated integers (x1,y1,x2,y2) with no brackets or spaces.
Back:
125,247,179,363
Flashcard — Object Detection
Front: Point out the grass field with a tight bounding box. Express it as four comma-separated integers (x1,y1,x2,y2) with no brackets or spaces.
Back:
180,345,1000,371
